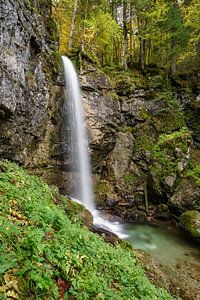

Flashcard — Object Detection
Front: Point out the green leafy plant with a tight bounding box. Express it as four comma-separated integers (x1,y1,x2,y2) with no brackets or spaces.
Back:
0,160,175,300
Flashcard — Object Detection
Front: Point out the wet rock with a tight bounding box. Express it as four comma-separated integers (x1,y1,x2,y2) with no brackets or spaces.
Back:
126,210,147,223
138,205,147,212
106,194,119,207
148,167,164,200
107,131,133,181
81,72,111,91
179,210,200,239
168,179,200,212
156,211,170,221
157,204,169,213
120,97,147,125
177,161,184,171
91,224,118,244
165,176,176,189
151,204,171,221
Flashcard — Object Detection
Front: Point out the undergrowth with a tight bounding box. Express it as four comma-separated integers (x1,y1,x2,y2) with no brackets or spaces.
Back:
0,160,175,300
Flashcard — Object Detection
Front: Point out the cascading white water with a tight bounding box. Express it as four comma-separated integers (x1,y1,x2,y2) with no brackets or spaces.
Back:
62,56,95,212
62,56,127,239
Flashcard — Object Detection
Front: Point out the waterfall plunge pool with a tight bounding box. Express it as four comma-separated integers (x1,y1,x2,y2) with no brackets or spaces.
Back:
122,223,200,266
95,213,200,299
87,207,200,268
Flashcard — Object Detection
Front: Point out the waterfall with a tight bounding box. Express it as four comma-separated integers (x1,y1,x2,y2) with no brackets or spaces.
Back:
62,56,95,212
62,56,127,239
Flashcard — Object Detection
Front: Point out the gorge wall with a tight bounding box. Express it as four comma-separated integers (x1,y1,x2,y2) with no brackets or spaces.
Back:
0,0,66,188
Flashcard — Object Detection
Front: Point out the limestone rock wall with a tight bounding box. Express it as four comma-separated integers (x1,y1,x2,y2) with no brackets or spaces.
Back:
80,64,200,221
0,0,65,188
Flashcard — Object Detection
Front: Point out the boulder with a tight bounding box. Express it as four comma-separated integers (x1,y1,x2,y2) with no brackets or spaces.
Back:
179,210,200,239
168,179,200,212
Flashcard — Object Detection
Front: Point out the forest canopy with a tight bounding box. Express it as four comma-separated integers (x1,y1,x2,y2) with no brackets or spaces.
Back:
52,0,200,77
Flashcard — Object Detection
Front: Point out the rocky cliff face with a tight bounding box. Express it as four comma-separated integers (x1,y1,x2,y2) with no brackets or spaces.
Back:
80,64,200,228
0,0,65,188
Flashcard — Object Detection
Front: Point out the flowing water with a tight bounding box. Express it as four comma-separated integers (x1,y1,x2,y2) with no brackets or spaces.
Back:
62,56,126,237
62,56,94,212
123,223,200,266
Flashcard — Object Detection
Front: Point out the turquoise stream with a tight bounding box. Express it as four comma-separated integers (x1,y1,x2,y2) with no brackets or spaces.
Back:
123,223,200,266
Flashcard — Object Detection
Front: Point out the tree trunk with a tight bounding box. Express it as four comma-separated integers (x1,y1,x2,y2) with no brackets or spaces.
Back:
68,0,79,52
80,0,88,52
146,39,151,66
137,15,146,72
129,0,134,65
170,38,176,78
144,178,148,213
122,0,128,69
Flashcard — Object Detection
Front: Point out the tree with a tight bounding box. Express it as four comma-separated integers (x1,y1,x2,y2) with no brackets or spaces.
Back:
84,10,121,65
122,0,128,68
68,0,79,51
179,0,200,72
52,0,197,77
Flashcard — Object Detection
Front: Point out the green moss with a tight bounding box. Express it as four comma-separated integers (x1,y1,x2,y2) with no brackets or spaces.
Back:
106,91,118,100
95,181,112,194
118,125,133,133
46,17,59,43
179,210,200,238
153,127,190,154
123,173,137,184
139,110,150,121
148,75,165,89
157,127,191,148
151,91,186,132
154,91,175,104
153,110,185,133
103,67,147,90
186,165,200,187
132,122,155,153
148,127,192,191
41,51,62,80
95,181,113,203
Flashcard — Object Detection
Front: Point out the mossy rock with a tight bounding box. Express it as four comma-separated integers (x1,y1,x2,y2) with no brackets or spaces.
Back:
179,210,200,239
152,110,185,133
168,179,200,212
59,195,93,227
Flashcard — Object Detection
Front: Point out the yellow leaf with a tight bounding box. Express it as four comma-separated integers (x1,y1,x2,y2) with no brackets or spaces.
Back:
0,285,6,293
6,289,19,299
4,273,20,292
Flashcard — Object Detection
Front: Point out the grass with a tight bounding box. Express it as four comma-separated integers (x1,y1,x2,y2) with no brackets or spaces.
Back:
0,160,175,300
